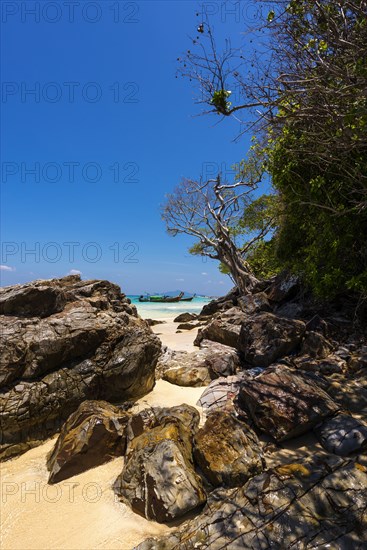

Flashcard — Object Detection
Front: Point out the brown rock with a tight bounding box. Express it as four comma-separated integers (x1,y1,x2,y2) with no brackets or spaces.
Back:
194,411,264,487
239,312,305,367
47,400,130,483
238,365,339,441
174,312,198,323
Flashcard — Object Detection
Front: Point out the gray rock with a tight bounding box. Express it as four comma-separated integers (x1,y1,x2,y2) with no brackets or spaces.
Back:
173,312,197,323
314,413,367,456
237,292,271,315
301,330,332,358
195,307,246,349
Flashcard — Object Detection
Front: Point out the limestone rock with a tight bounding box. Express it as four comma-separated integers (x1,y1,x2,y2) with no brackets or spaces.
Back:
163,366,212,387
239,312,305,367
47,400,130,483
194,411,264,487
238,365,339,441
301,330,332,358
195,307,246,349
237,292,271,315
266,271,300,303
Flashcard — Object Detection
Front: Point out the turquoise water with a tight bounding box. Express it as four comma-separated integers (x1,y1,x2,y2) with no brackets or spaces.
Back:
128,295,212,320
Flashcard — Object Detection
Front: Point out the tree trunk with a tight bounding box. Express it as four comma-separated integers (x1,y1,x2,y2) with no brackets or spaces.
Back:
219,244,259,295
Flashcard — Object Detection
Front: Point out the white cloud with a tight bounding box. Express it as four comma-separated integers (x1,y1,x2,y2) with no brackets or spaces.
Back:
0,265,15,272
67,269,82,276
176,278,184,282
201,272,207,276
219,280,225,285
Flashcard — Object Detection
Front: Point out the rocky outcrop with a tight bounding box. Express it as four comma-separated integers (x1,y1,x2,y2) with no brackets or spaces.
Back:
237,292,271,315
47,400,130,483
239,312,305,367
137,455,367,549
199,288,239,317
194,411,264,487
266,271,300,303
114,405,206,522
197,374,247,415
0,276,161,460
238,365,339,441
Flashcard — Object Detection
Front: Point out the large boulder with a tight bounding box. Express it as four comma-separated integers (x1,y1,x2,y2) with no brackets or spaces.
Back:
173,312,197,323
114,405,206,523
239,312,305,367
237,292,271,315
197,374,248,416
137,455,367,549
0,276,161,460
47,400,130,483
194,411,264,487
266,271,300,303
238,365,339,441
199,288,239,317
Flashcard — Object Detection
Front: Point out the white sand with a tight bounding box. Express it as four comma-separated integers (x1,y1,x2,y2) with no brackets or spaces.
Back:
0,323,205,550
151,318,199,352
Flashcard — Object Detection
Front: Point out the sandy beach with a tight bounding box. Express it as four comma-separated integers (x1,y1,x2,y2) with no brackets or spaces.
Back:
0,313,205,550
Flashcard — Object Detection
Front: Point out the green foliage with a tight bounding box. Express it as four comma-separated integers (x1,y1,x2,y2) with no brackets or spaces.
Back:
210,90,232,114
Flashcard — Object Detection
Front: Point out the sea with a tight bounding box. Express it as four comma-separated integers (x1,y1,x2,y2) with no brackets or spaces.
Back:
128,295,212,320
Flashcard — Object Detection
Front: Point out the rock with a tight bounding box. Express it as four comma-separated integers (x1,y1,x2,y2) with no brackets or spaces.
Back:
0,276,161,460
137,455,367,549
176,322,201,330
294,353,346,375
239,312,305,367
237,292,271,315
314,413,367,456
163,366,212,387
114,405,206,523
195,307,246,349
199,340,241,378
159,341,240,386
266,271,300,303
194,411,264,487
238,365,339,441
197,374,247,415
146,319,166,326
173,312,197,323
199,288,239,317
0,282,67,318
274,302,304,319
305,314,329,335
47,400,130,483
301,330,332,358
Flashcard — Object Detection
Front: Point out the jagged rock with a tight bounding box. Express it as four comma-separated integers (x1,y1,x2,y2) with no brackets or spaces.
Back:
199,288,239,317
237,292,271,315
47,400,130,483
266,271,300,303
114,405,206,523
195,307,246,349
194,411,264,487
173,312,197,323
137,455,367,549
0,282,67,318
199,340,241,378
314,413,367,456
0,276,161,460
239,312,305,367
274,301,303,319
301,330,332,358
238,365,339,441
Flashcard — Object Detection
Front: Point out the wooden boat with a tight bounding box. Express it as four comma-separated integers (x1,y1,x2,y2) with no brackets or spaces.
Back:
181,294,196,302
149,292,184,303
138,294,150,302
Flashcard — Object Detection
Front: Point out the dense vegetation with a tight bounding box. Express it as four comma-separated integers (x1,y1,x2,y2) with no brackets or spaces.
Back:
174,0,367,300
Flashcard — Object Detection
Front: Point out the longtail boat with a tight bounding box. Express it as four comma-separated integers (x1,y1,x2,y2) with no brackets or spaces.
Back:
180,294,196,302
149,292,184,303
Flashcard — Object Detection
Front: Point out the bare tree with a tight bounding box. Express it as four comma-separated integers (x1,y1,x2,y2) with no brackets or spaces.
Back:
162,158,273,293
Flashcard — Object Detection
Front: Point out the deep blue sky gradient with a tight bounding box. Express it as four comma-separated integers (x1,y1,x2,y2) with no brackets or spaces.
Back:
1,0,265,295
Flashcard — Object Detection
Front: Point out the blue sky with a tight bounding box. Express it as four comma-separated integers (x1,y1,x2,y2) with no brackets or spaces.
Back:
1,0,263,295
